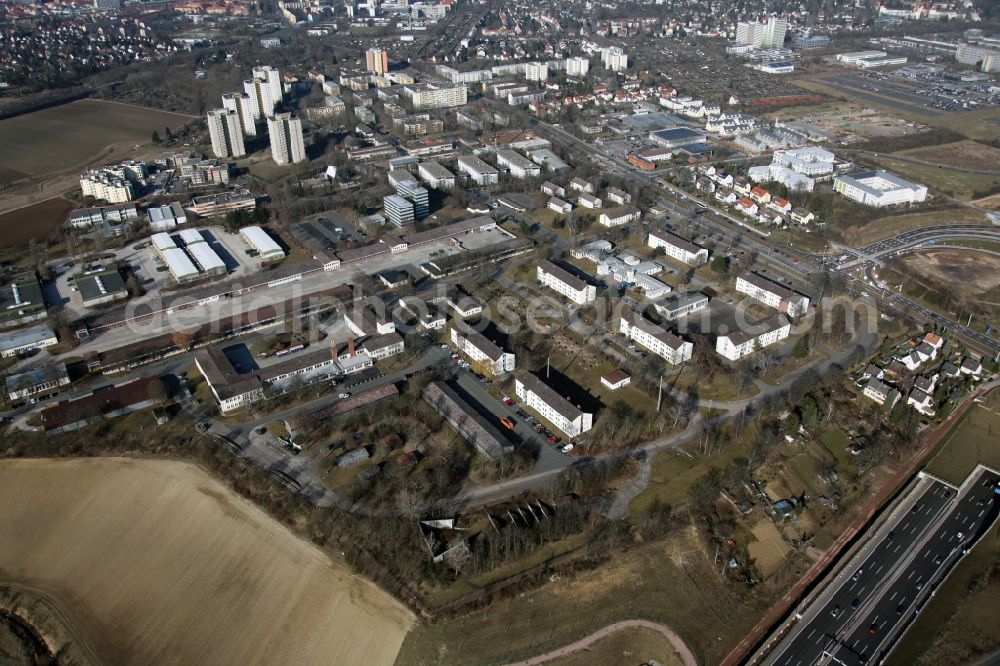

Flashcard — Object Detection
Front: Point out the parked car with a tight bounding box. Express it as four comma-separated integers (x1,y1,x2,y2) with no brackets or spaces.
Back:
559,443,574,453
502,396,514,405
338,392,351,399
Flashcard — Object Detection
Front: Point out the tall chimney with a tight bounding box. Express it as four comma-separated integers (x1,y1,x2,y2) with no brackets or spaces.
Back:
330,337,337,360
348,337,356,357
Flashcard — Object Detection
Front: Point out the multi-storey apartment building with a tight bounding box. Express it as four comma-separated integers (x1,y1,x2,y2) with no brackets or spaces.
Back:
537,260,596,305
515,371,593,438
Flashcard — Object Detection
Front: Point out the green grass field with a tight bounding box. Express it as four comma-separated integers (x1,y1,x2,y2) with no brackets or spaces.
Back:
925,405,1000,485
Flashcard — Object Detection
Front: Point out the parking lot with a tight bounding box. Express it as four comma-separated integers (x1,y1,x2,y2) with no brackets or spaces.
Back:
51,225,266,318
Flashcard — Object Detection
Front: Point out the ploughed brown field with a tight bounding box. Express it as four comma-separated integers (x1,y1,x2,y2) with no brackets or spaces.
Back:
0,197,75,247
0,458,413,666
0,99,192,178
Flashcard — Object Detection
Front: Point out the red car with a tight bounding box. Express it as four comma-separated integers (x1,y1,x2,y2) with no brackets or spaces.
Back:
502,396,514,405
534,425,544,433
547,435,558,443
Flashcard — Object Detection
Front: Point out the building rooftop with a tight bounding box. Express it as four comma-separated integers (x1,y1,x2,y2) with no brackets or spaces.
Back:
516,371,585,423
538,259,589,292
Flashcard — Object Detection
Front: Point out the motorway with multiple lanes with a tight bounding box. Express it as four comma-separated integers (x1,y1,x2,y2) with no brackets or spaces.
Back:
764,468,1000,666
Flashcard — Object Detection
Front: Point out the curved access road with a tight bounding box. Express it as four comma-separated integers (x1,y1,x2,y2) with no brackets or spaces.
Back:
503,619,698,666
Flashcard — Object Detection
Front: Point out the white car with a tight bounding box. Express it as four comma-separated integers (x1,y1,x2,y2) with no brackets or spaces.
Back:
338,392,351,399
559,443,574,453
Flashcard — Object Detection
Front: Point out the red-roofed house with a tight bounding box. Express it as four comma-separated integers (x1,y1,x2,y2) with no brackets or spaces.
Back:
749,186,771,204
737,198,758,216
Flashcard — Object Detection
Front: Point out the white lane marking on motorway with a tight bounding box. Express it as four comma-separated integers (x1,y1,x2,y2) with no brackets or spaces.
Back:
911,523,919,534
908,570,915,580
980,509,986,517
859,585,867,594
808,628,816,639
923,549,931,558
876,565,884,574
891,591,897,601
894,544,901,553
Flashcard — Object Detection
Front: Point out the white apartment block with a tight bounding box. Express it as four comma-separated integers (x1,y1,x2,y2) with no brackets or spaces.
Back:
207,109,246,159
735,273,810,317
736,16,787,48
267,113,306,165
449,326,516,376
715,314,791,361
601,47,628,71
404,84,468,110
833,170,927,207
80,172,135,203
436,65,493,83
771,147,834,176
647,230,709,266
457,155,499,185
417,161,455,189
495,150,541,179
515,371,593,438
222,92,257,136
548,197,572,214
566,56,590,77
253,65,282,103
599,207,641,227
243,77,277,121
577,192,602,209
619,310,693,365
525,61,548,81
537,260,596,305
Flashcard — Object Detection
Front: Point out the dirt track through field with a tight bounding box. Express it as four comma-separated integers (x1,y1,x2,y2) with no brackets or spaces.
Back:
0,458,413,666
504,619,698,666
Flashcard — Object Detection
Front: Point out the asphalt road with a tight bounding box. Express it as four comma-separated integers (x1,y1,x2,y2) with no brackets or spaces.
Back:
764,469,1000,666
833,468,1000,666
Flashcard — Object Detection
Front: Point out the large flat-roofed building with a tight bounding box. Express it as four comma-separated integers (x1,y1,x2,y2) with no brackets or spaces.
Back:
267,113,306,165
68,203,139,235
423,381,511,460
403,83,468,110
495,149,541,179
736,272,810,317
80,171,135,203
515,371,593,438
648,230,709,265
833,170,927,207
0,274,46,329
457,155,499,185
76,269,128,307
147,202,187,232
384,194,416,227
183,237,227,277
655,291,709,320
537,260,596,305
418,161,455,189
450,326,515,376
649,127,707,149
956,43,1000,72
0,325,57,358
436,65,493,83
187,190,255,218
716,314,791,361
240,226,286,263
619,310,693,365
160,247,200,283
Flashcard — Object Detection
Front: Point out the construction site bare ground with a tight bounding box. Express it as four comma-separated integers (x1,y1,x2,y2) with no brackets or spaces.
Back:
0,458,413,666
